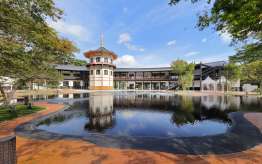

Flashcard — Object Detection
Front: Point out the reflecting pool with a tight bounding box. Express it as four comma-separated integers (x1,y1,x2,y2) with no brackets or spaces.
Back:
16,91,262,154
34,92,261,138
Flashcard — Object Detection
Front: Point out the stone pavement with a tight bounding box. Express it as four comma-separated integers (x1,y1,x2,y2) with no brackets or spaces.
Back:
1,102,261,164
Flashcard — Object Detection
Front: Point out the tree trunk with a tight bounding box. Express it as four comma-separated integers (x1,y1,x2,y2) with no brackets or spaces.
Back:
0,83,16,112
226,71,229,93
27,81,32,109
259,81,262,95
0,84,7,105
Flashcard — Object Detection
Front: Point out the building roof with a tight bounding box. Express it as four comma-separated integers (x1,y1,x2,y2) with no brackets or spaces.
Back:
55,64,87,71
115,67,172,72
54,61,227,72
202,61,227,67
84,47,118,60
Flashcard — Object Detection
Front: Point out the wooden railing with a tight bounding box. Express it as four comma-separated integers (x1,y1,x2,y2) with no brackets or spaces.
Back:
114,76,172,81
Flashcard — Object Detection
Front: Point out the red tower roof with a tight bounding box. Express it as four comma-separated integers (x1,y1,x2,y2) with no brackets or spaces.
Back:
84,47,118,60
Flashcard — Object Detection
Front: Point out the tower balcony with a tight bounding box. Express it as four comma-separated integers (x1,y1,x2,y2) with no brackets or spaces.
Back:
87,62,116,68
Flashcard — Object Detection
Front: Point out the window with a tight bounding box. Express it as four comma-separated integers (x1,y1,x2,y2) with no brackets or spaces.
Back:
96,70,100,75
63,81,69,86
90,70,93,75
96,57,101,62
104,57,108,63
90,58,94,63
110,71,113,76
104,70,108,75
136,72,143,79
144,72,151,77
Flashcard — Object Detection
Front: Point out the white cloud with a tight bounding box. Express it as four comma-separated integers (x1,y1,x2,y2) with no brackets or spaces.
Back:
201,38,207,43
185,51,199,57
118,33,131,44
125,43,145,52
167,40,176,46
218,31,232,44
115,55,136,67
118,33,144,52
49,20,89,41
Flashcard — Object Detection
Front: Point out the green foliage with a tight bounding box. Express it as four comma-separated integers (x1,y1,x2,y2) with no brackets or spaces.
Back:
241,61,262,83
223,63,241,82
241,60,262,94
47,81,60,88
171,60,188,75
0,105,44,122
0,0,79,104
169,0,262,43
169,0,262,64
230,41,262,64
0,0,78,82
171,60,195,90
69,58,88,66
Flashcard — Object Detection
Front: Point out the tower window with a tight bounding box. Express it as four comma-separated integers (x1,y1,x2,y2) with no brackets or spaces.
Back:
110,71,113,76
104,70,108,75
96,57,101,62
96,70,100,75
90,58,94,63
90,70,93,75
104,57,108,63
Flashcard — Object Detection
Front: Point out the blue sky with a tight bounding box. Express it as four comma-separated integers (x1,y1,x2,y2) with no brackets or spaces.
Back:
50,0,235,67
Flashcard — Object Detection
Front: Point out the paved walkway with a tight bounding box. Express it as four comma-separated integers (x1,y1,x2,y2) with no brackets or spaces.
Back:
1,102,262,164
0,102,64,137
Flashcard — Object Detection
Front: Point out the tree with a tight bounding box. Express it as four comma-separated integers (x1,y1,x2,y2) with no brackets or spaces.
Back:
0,0,78,106
69,58,88,66
241,61,262,94
169,0,261,42
230,41,262,64
222,63,241,91
171,60,195,90
169,0,262,63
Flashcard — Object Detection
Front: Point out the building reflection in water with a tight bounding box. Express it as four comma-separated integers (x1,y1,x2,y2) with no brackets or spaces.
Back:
85,92,115,132
171,96,232,126
113,92,232,126
36,92,261,134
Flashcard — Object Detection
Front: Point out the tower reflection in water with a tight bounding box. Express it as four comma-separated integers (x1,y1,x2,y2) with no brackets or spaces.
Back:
36,92,242,138
85,92,115,132
84,92,233,132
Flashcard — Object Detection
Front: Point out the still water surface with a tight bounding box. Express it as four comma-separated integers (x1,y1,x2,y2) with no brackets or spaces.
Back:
34,92,261,138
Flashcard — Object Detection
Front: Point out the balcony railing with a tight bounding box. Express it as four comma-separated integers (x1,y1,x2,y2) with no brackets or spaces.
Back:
114,76,173,81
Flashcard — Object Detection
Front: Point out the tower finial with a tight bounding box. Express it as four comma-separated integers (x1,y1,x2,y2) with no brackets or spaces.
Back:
100,33,104,47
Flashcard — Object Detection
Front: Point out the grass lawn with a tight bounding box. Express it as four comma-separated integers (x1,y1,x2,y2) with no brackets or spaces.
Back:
0,104,45,122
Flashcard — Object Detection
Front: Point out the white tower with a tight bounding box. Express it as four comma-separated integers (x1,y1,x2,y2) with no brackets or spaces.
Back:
84,34,118,90
85,92,115,131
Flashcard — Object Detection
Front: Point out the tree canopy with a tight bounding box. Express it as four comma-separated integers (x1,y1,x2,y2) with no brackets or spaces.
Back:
171,60,195,90
0,0,78,102
223,63,241,83
169,0,262,64
0,0,78,80
68,58,88,66
229,41,262,64
241,60,262,93
169,0,261,42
